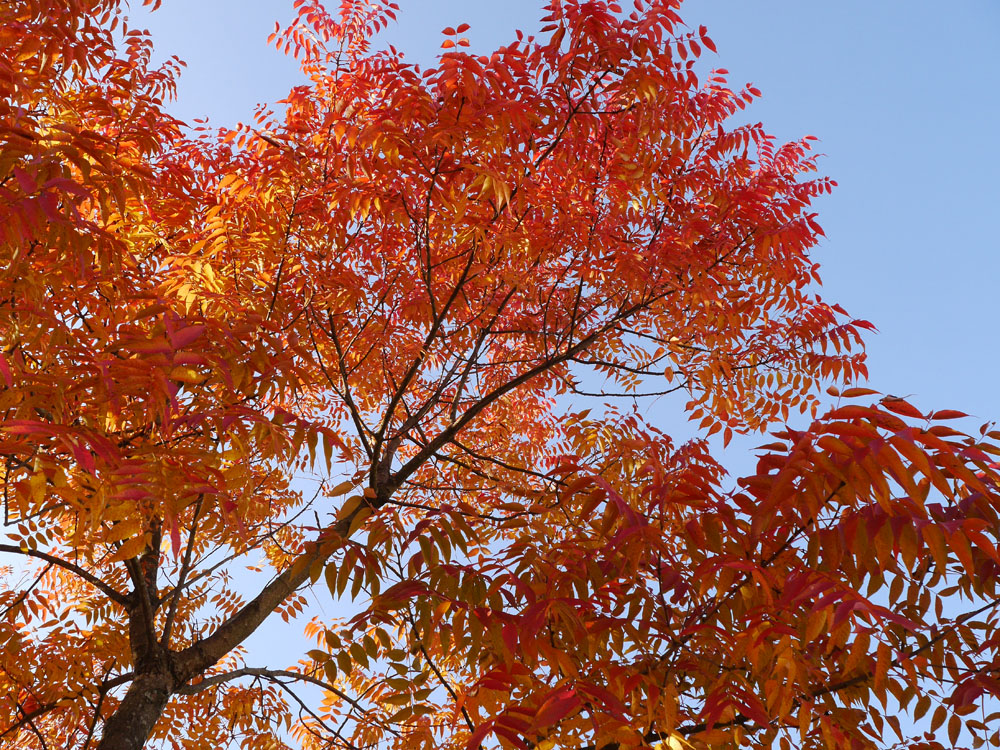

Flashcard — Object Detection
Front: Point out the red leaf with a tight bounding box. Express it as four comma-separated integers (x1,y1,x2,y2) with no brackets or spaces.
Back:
170,517,181,560
931,409,968,420
39,191,60,221
465,722,493,750
535,687,580,727
456,23,470,33
699,25,717,53
882,398,924,420
833,599,857,626
72,443,96,475
4,420,61,436
0,354,12,388
501,621,519,655
959,446,991,463
577,683,629,720
494,726,528,750
13,167,36,193
170,325,205,349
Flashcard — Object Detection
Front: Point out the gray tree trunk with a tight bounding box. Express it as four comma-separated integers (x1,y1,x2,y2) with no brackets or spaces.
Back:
95,672,172,750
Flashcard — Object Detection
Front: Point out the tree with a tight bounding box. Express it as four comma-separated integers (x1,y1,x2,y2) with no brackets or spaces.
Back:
3,1,1000,749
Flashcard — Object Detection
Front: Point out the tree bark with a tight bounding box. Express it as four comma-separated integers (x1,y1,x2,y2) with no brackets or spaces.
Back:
95,672,173,750
92,524,348,749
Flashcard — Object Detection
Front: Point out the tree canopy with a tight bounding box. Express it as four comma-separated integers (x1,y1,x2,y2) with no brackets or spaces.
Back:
3,1,1000,749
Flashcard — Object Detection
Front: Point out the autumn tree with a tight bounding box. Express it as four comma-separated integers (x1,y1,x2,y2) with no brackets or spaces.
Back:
3,1,1000,749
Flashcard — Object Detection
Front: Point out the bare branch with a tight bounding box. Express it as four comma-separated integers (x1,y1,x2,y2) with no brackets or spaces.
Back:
161,496,204,648
0,544,128,606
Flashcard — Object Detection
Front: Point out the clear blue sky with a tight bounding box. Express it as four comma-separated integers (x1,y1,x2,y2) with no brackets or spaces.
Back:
133,0,1000,732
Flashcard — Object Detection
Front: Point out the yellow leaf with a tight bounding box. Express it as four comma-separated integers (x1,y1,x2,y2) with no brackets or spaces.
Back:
337,495,364,520
109,534,149,562
169,366,206,384
347,506,372,538
328,480,354,496
105,520,141,544
381,693,411,707
324,562,339,597
28,471,46,503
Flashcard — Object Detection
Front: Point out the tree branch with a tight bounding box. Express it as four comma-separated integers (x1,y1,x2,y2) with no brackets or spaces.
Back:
161,496,204,648
177,666,367,715
0,544,128,606
173,523,348,678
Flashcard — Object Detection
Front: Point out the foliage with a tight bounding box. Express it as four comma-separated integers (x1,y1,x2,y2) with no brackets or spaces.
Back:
2,1,1000,749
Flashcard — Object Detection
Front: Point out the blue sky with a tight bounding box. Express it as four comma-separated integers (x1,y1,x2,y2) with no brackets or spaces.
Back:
686,0,1000,420
131,0,1000,732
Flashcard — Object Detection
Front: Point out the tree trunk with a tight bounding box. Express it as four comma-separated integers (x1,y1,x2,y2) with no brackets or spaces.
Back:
94,522,350,748
95,672,172,750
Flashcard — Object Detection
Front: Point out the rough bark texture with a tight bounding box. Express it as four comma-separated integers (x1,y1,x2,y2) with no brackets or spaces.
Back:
95,673,172,750
93,521,350,749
